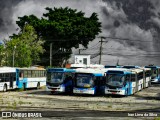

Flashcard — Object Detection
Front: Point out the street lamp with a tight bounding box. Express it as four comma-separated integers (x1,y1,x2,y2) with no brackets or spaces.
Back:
13,46,16,67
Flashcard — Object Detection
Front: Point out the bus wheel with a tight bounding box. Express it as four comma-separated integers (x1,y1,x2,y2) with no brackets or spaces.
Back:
3,84,7,92
37,82,40,89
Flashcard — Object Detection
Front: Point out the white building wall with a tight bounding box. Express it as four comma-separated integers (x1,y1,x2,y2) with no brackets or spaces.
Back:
74,55,90,65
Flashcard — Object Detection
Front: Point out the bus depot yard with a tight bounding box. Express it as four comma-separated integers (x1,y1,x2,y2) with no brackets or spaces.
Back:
0,84,160,119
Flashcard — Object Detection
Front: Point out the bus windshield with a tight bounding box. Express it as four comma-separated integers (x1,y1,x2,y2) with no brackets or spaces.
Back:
49,72,64,84
106,74,125,87
151,69,157,79
76,74,94,88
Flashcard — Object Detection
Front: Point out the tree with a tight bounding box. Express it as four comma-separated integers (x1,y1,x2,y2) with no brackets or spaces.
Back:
16,7,101,67
5,24,44,67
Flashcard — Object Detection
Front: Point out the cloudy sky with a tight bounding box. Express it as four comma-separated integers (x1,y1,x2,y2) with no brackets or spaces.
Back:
0,0,160,66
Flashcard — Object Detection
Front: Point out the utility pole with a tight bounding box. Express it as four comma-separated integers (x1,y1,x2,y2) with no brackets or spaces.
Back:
98,36,107,64
50,43,52,66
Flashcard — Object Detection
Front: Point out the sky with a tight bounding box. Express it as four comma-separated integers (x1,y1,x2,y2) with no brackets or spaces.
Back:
0,0,160,66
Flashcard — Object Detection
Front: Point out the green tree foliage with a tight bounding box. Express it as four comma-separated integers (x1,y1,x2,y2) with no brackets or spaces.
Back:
5,25,44,67
16,7,101,66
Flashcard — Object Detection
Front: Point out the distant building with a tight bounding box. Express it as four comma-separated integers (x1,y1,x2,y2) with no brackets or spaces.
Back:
74,55,90,65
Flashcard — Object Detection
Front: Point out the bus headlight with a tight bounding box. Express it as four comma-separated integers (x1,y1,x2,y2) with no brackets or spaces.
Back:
84,84,91,88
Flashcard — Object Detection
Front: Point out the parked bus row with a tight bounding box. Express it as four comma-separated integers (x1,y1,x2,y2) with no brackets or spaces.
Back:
46,66,159,96
0,65,159,95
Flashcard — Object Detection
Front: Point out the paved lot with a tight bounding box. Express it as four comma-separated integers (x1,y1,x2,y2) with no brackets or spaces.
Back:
0,84,160,120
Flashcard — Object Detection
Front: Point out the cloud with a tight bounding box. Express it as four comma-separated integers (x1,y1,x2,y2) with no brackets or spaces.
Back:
0,0,160,65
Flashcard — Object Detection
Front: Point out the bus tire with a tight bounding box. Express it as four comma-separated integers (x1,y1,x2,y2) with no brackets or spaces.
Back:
23,83,26,91
3,84,7,92
37,82,40,89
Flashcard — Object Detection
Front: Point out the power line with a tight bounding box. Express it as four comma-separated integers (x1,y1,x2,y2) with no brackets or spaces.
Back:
105,36,153,42
45,36,154,42
102,48,160,53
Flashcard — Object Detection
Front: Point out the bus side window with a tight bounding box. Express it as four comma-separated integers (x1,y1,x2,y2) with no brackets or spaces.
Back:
0,73,5,82
126,75,130,81
131,74,135,81
19,72,24,78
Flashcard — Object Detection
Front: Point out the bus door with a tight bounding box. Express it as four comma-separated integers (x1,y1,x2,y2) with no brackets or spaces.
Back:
135,73,139,92
126,74,131,95
143,70,146,88
10,73,15,88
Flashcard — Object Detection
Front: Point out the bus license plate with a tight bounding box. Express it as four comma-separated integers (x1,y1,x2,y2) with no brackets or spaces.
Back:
80,90,83,93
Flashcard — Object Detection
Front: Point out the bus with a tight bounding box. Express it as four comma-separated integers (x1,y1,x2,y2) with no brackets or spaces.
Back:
73,68,106,95
145,66,160,83
104,68,151,96
0,67,17,92
17,67,46,90
46,68,75,94
0,67,46,92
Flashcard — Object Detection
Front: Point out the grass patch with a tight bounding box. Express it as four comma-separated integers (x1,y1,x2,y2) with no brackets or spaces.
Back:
28,102,32,104
16,88,24,92
155,117,160,120
40,85,46,89
108,105,112,108
18,100,25,105
12,101,17,109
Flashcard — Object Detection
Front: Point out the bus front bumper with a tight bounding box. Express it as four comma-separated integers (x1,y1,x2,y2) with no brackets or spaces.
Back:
73,87,95,95
105,88,125,95
46,85,65,93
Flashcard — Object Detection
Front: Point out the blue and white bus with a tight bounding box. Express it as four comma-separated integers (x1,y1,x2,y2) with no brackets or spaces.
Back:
104,68,151,96
73,68,107,95
17,67,46,90
46,68,75,94
145,66,160,83
0,67,46,92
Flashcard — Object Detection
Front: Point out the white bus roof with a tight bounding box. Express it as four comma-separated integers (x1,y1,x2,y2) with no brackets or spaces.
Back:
18,67,45,70
76,68,106,74
86,64,104,68
106,68,144,74
70,64,105,69
130,68,143,73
